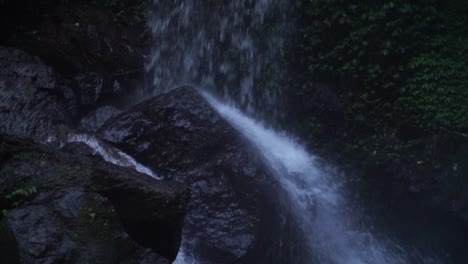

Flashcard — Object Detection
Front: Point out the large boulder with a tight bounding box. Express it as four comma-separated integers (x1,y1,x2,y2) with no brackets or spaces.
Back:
3,188,169,264
0,47,77,143
99,86,305,263
0,136,188,263
80,105,122,132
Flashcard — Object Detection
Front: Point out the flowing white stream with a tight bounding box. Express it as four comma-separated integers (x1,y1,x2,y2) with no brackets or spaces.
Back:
67,133,159,179
201,92,430,264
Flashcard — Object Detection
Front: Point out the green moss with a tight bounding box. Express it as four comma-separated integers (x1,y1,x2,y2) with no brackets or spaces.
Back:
5,186,38,207
140,186,149,193
6,186,37,199
76,203,116,241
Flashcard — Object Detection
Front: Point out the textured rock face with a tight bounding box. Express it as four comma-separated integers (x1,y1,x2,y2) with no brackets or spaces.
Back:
0,3,190,263
0,137,188,263
5,188,169,264
2,1,150,110
92,162,188,260
99,86,301,263
80,105,122,132
0,47,76,143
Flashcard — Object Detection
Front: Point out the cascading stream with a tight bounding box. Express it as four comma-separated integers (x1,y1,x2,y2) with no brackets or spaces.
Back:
146,1,441,263
202,92,426,264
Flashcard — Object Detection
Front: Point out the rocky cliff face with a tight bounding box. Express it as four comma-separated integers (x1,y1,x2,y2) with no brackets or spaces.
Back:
1,0,150,119
0,47,75,143
0,136,188,263
0,1,190,262
0,46,304,263
0,17,302,264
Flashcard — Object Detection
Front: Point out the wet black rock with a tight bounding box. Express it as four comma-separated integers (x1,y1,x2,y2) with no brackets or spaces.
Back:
0,136,188,263
75,72,104,106
91,161,188,260
80,105,122,132
0,47,77,143
0,2,189,263
100,86,304,263
4,188,169,264
2,1,151,111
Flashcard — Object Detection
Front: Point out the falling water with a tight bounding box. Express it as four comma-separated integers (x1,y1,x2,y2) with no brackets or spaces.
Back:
202,92,437,264
146,0,290,118
145,1,441,263
147,1,291,261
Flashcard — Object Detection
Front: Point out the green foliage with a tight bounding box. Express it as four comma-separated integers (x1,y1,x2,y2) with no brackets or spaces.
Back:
140,186,149,193
399,19,468,130
85,208,97,221
299,0,468,133
77,205,114,241
6,186,37,199
6,186,38,206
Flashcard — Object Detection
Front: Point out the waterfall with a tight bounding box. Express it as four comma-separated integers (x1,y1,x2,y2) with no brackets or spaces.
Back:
202,92,420,264
146,1,290,261
145,1,442,263
146,0,290,118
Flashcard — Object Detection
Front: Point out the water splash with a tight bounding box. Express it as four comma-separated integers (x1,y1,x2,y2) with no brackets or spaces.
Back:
201,91,435,264
67,133,159,179
173,245,199,264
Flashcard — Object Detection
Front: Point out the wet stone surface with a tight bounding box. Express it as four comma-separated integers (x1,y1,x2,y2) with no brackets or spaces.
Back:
100,86,304,263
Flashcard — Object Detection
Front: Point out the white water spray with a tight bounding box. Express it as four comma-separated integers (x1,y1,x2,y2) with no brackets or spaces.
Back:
67,133,159,179
201,92,426,264
173,245,199,264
